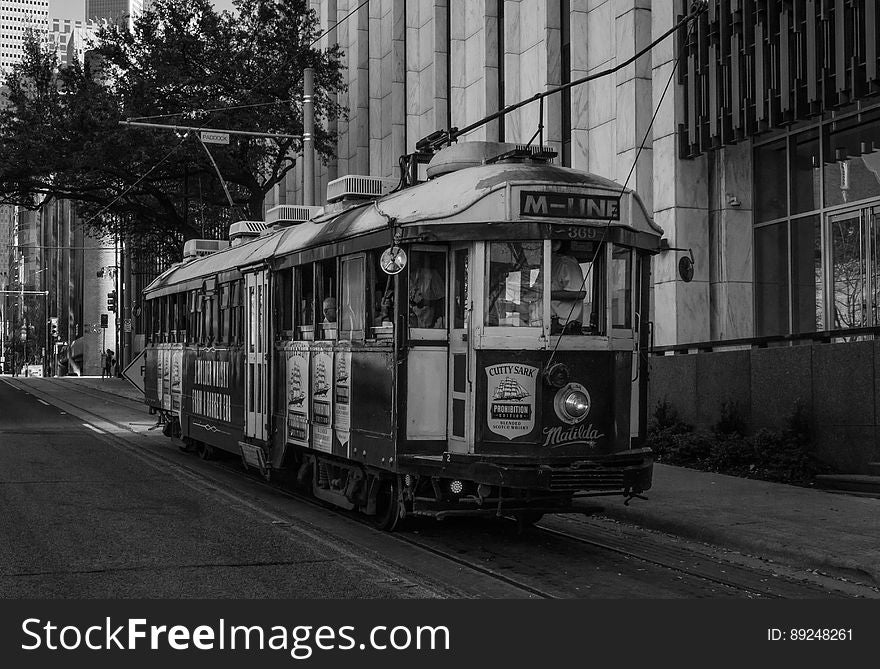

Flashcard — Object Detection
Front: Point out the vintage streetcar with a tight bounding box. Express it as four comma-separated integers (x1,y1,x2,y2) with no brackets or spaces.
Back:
142,141,660,529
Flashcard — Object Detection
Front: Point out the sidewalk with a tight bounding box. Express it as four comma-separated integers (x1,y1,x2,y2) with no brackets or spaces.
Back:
597,464,880,588
53,375,145,403
13,375,880,589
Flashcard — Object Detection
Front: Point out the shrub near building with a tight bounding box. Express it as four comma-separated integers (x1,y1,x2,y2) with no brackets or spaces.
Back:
646,400,829,486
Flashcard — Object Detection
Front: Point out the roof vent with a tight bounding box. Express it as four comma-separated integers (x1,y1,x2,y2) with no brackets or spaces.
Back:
265,204,324,228
183,239,230,259
326,175,397,203
426,141,557,178
228,220,268,247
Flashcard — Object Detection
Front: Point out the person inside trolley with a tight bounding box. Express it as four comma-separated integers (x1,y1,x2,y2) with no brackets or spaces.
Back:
408,254,446,328
550,240,587,335
322,297,337,323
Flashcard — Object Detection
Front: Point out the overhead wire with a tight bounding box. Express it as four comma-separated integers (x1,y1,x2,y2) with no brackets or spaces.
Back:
544,5,703,370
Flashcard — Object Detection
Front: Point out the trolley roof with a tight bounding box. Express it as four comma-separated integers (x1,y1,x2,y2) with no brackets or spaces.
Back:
145,160,661,297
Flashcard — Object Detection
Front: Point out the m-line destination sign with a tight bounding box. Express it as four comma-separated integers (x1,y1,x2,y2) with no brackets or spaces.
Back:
520,191,620,221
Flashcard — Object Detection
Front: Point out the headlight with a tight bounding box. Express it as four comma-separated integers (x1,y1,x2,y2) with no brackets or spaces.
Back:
563,391,590,418
553,383,592,424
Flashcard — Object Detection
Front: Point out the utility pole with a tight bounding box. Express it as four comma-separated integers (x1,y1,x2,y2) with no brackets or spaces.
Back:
115,234,120,376
0,297,5,375
303,67,315,206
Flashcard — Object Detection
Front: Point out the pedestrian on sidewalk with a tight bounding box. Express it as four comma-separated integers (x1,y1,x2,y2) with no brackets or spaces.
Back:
102,349,114,379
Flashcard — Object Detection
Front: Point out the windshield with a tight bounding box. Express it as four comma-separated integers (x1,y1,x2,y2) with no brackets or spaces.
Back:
484,240,606,335
485,241,543,327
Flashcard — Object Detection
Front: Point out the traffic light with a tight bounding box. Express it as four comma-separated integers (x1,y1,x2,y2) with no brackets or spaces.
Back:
107,290,117,312
100,314,108,329
49,317,58,339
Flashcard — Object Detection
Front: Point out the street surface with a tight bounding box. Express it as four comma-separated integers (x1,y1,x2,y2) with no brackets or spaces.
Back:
0,377,436,598
0,377,875,599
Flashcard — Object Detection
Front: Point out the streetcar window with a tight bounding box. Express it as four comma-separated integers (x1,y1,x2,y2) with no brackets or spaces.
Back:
231,280,244,345
157,296,166,342
144,299,152,344
191,290,202,344
485,241,543,327
316,259,337,339
181,293,189,342
408,248,447,329
219,283,230,344
611,245,632,329
550,240,605,335
295,264,315,340
367,249,395,339
204,286,218,344
277,269,293,335
340,255,365,340
453,248,468,329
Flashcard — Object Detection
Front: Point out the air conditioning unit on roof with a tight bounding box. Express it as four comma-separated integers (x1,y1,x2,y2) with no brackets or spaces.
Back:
183,239,229,259
266,204,324,228
326,175,397,203
228,220,268,246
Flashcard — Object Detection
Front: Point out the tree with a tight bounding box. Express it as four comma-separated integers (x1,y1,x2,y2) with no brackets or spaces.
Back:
0,0,344,259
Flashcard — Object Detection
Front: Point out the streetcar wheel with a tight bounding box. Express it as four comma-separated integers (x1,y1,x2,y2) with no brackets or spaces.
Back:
373,478,401,531
196,442,215,460
178,437,197,454
514,511,544,528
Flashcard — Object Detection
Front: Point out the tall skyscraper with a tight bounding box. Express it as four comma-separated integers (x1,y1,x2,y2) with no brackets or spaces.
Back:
0,0,50,72
85,0,144,30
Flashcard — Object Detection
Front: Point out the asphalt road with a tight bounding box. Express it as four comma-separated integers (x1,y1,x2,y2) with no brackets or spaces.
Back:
0,378,437,598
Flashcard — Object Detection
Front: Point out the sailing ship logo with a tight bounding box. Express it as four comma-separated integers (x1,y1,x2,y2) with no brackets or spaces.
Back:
485,363,538,440
336,354,349,384
288,362,306,408
492,377,530,401
314,358,331,396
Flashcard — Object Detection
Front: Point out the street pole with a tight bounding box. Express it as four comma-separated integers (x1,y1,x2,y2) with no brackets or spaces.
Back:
115,235,120,376
123,239,132,369
0,298,5,374
303,67,315,206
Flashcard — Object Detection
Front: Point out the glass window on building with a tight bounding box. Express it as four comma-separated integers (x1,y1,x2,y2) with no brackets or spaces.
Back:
829,211,867,329
754,139,788,222
790,216,823,333
823,108,880,208
754,103,880,337
755,222,789,337
790,129,821,215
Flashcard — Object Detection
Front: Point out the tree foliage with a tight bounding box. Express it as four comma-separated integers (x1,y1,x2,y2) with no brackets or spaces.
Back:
0,0,344,258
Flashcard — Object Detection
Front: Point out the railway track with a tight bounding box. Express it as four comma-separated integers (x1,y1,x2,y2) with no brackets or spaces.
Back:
15,377,869,599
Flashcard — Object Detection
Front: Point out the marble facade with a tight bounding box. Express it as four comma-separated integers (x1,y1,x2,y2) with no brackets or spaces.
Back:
268,0,758,348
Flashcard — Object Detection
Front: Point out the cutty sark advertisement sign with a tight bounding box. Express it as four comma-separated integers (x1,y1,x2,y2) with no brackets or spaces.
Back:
485,363,538,440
